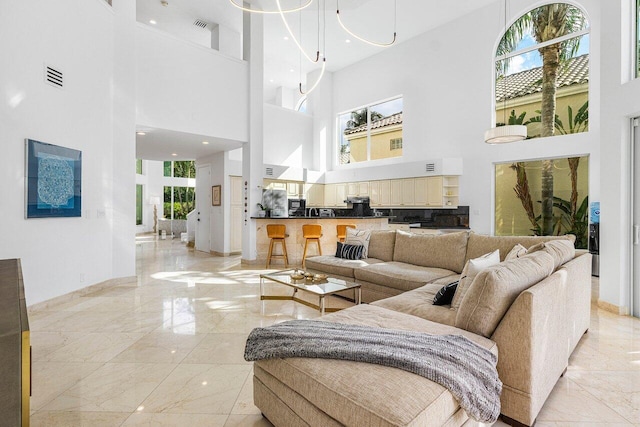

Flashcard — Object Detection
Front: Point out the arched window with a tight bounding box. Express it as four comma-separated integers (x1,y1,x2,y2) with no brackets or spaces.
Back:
295,97,307,113
494,3,590,139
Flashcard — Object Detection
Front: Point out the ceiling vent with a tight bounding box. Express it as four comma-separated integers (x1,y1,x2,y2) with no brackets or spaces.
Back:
193,19,209,29
425,163,436,173
44,64,63,89
265,167,274,177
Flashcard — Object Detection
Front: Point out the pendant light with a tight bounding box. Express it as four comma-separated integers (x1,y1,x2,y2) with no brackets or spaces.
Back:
484,0,527,144
336,0,396,48
229,0,312,14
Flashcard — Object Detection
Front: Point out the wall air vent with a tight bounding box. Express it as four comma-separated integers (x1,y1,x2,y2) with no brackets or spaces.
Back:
44,65,63,89
193,19,209,29
425,163,436,172
265,167,274,177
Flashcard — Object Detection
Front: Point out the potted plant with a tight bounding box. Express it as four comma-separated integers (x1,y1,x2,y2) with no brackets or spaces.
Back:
257,203,270,218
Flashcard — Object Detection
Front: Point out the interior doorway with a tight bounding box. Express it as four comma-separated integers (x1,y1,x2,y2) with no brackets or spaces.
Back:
632,118,640,318
195,164,211,253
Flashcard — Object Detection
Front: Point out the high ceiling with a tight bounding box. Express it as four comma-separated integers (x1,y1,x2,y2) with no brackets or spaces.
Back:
135,0,497,159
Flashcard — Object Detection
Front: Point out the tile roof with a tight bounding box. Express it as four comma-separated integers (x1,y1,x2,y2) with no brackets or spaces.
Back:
496,54,589,102
344,112,403,135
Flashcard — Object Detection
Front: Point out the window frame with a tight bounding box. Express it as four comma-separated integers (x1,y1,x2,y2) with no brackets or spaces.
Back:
492,3,590,139
335,95,404,169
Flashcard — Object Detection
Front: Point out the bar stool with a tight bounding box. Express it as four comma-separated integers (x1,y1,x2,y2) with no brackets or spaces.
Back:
336,224,356,243
302,224,322,268
266,224,289,269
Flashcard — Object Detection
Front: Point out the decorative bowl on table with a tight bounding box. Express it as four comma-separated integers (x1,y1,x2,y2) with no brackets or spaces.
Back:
312,273,327,282
290,270,305,280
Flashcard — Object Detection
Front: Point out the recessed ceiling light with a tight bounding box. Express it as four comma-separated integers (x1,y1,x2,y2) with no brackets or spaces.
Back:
202,141,209,145
136,132,146,136
171,153,177,157
289,68,294,72
269,79,274,83
283,36,289,40
345,39,351,43
149,20,157,25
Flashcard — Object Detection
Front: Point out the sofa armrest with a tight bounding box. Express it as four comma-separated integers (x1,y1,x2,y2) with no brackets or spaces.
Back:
559,252,592,353
491,269,568,426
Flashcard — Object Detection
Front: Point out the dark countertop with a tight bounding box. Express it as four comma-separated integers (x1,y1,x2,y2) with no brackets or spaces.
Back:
388,221,470,230
251,216,394,220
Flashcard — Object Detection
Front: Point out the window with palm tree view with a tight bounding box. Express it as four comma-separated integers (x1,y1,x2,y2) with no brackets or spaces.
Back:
164,186,195,220
338,97,403,165
494,3,589,139
495,156,589,249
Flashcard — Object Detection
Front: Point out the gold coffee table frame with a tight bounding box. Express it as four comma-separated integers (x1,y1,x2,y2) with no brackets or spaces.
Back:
260,269,361,314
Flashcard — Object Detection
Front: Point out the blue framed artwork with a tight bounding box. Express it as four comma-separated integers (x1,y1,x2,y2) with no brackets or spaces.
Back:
25,139,82,218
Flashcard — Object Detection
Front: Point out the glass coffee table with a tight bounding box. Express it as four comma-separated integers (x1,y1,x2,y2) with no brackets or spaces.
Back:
260,269,362,314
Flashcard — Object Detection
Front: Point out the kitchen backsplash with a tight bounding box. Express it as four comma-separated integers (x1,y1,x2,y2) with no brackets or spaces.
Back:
380,206,469,228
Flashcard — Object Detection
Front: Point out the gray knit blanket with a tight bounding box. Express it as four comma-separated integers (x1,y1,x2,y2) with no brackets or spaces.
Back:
244,320,502,423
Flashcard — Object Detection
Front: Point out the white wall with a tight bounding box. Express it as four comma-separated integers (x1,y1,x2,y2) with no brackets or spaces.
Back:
599,1,640,311
321,0,600,236
304,0,636,309
263,104,314,169
136,24,249,142
0,0,134,305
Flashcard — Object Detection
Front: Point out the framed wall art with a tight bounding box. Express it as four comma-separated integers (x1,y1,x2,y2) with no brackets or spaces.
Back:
212,185,221,206
25,139,82,218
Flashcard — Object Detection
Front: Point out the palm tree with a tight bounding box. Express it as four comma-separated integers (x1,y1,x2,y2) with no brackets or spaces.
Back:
498,3,587,235
346,109,384,130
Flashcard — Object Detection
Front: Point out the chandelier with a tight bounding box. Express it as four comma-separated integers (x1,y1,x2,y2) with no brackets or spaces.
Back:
230,0,397,94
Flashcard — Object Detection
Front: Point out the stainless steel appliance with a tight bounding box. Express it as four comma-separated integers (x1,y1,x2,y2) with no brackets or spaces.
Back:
344,197,371,217
319,209,335,217
589,223,599,277
288,199,306,217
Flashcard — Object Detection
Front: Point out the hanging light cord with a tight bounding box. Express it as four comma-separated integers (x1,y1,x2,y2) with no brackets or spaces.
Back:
277,0,320,63
300,0,326,95
336,0,397,47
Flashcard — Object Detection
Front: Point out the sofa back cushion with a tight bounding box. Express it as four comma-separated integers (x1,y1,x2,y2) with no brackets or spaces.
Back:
465,233,576,263
367,230,397,261
527,239,575,270
393,230,469,273
455,251,555,338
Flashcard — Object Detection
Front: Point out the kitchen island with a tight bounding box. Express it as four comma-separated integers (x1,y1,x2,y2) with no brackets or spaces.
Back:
252,216,391,267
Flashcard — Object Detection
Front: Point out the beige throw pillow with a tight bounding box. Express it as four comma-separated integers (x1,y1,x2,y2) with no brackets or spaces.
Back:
505,243,528,261
450,249,500,311
527,239,575,269
345,228,372,259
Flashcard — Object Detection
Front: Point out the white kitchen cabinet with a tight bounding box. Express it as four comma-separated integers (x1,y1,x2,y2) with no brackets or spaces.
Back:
426,176,444,207
389,179,416,206
370,180,390,207
305,183,324,207
287,182,301,198
414,177,428,206
347,181,370,197
335,183,347,207
324,184,336,207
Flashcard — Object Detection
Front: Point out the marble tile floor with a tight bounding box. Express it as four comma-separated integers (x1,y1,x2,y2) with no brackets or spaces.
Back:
27,237,640,426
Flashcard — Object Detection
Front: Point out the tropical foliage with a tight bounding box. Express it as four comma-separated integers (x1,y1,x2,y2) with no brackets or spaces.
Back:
508,157,588,248
164,186,195,220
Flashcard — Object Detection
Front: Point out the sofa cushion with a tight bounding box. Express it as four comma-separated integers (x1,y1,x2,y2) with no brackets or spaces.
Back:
335,242,364,260
465,233,576,262
433,281,459,306
304,255,382,278
527,239,575,270
393,230,469,273
372,284,458,325
455,251,555,338
345,228,371,258
367,230,397,261
254,304,496,427
355,262,456,293
451,250,501,311
505,243,528,261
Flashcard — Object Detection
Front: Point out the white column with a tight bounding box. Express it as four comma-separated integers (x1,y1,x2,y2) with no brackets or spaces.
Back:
111,0,137,278
242,10,264,262
211,23,242,60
